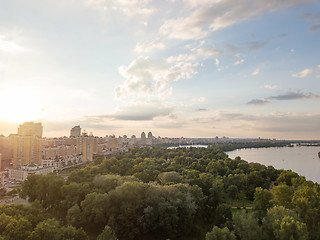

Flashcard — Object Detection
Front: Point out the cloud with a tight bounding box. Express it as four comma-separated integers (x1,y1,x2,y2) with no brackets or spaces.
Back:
195,108,208,112
84,0,154,16
247,98,270,105
160,0,314,40
135,40,165,52
167,53,197,63
234,59,244,65
95,102,173,121
167,47,222,64
191,47,222,57
191,110,320,138
207,111,257,122
192,97,207,102
252,68,260,75
262,85,277,89
318,64,320,69
248,91,320,106
246,41,268,50
0,35,25,53
115,56,198,98
292,69,313,78
269,91,320,100
215,58,220,66
256,113,320,134
303,12,320,32
278,33,288,38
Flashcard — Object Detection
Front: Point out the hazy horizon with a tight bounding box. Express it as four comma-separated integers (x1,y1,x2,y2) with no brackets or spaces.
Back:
1,0,320,139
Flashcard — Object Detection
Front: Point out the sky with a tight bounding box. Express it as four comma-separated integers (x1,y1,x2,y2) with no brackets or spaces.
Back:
0,0,320,139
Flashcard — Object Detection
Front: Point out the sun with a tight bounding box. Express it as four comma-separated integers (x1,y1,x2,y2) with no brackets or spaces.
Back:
0,86,45,123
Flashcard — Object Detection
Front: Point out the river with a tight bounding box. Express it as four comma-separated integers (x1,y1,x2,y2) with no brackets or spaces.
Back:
227,146,320,183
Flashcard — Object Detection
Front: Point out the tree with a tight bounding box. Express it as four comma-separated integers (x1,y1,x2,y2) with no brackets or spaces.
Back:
28,218,88,240
97,226,118,240
277,170,299,186
80,192,110,228
3,217,32,240
59,225,88,240
292,185,320,239
67,204,84,228
20,174,65,209
273,216,308,240
233,212,262,240
254,187,273,220
214,204,232,227
93,175,120,193
272,184,294,208
205,226,236,240
27,218,61,240
158,171,181,185
262,206,301,240
226,185,238,199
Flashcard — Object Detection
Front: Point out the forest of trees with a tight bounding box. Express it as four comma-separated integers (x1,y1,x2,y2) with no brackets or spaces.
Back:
1,145,320,240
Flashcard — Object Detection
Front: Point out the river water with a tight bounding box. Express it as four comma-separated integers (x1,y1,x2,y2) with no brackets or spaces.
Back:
227,146,320,183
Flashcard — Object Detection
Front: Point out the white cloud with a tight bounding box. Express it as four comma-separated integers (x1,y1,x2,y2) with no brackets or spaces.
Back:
160,0,314,40
318,64,320,69
262,85,277,89
192,97,207,102
247,98,270,105
135,40,165,52
234,59,244,65
160,16,209,40
290,49,295,53
167,47,222,64
0,35,25,53
252,68,260,75
199,40,206,47
191,47,222,57
292,68,313,78
215,58,220,66
167,53,197,63
84,0,154,16
115,56,198,98
97,101,173,121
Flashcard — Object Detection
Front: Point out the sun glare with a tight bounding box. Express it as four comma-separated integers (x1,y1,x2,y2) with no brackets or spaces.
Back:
0,87,45,123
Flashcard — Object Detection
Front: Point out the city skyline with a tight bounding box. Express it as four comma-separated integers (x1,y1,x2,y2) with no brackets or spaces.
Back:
1,0,320,139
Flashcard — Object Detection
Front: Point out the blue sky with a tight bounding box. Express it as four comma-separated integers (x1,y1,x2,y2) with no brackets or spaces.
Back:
0,0,320,139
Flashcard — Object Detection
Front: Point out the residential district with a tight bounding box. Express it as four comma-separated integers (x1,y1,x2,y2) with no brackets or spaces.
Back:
0,122,276,186
0,122,194,184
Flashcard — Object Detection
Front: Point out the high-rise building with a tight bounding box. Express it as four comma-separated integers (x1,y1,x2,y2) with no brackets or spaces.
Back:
147,131,153,145
130,135,137,146
0,135,13,170
107,135,118,149
12,122,43,168
70,126,81,137
11,135,42,168
18,122,43,138
141,132,146,145
81,135,95,163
